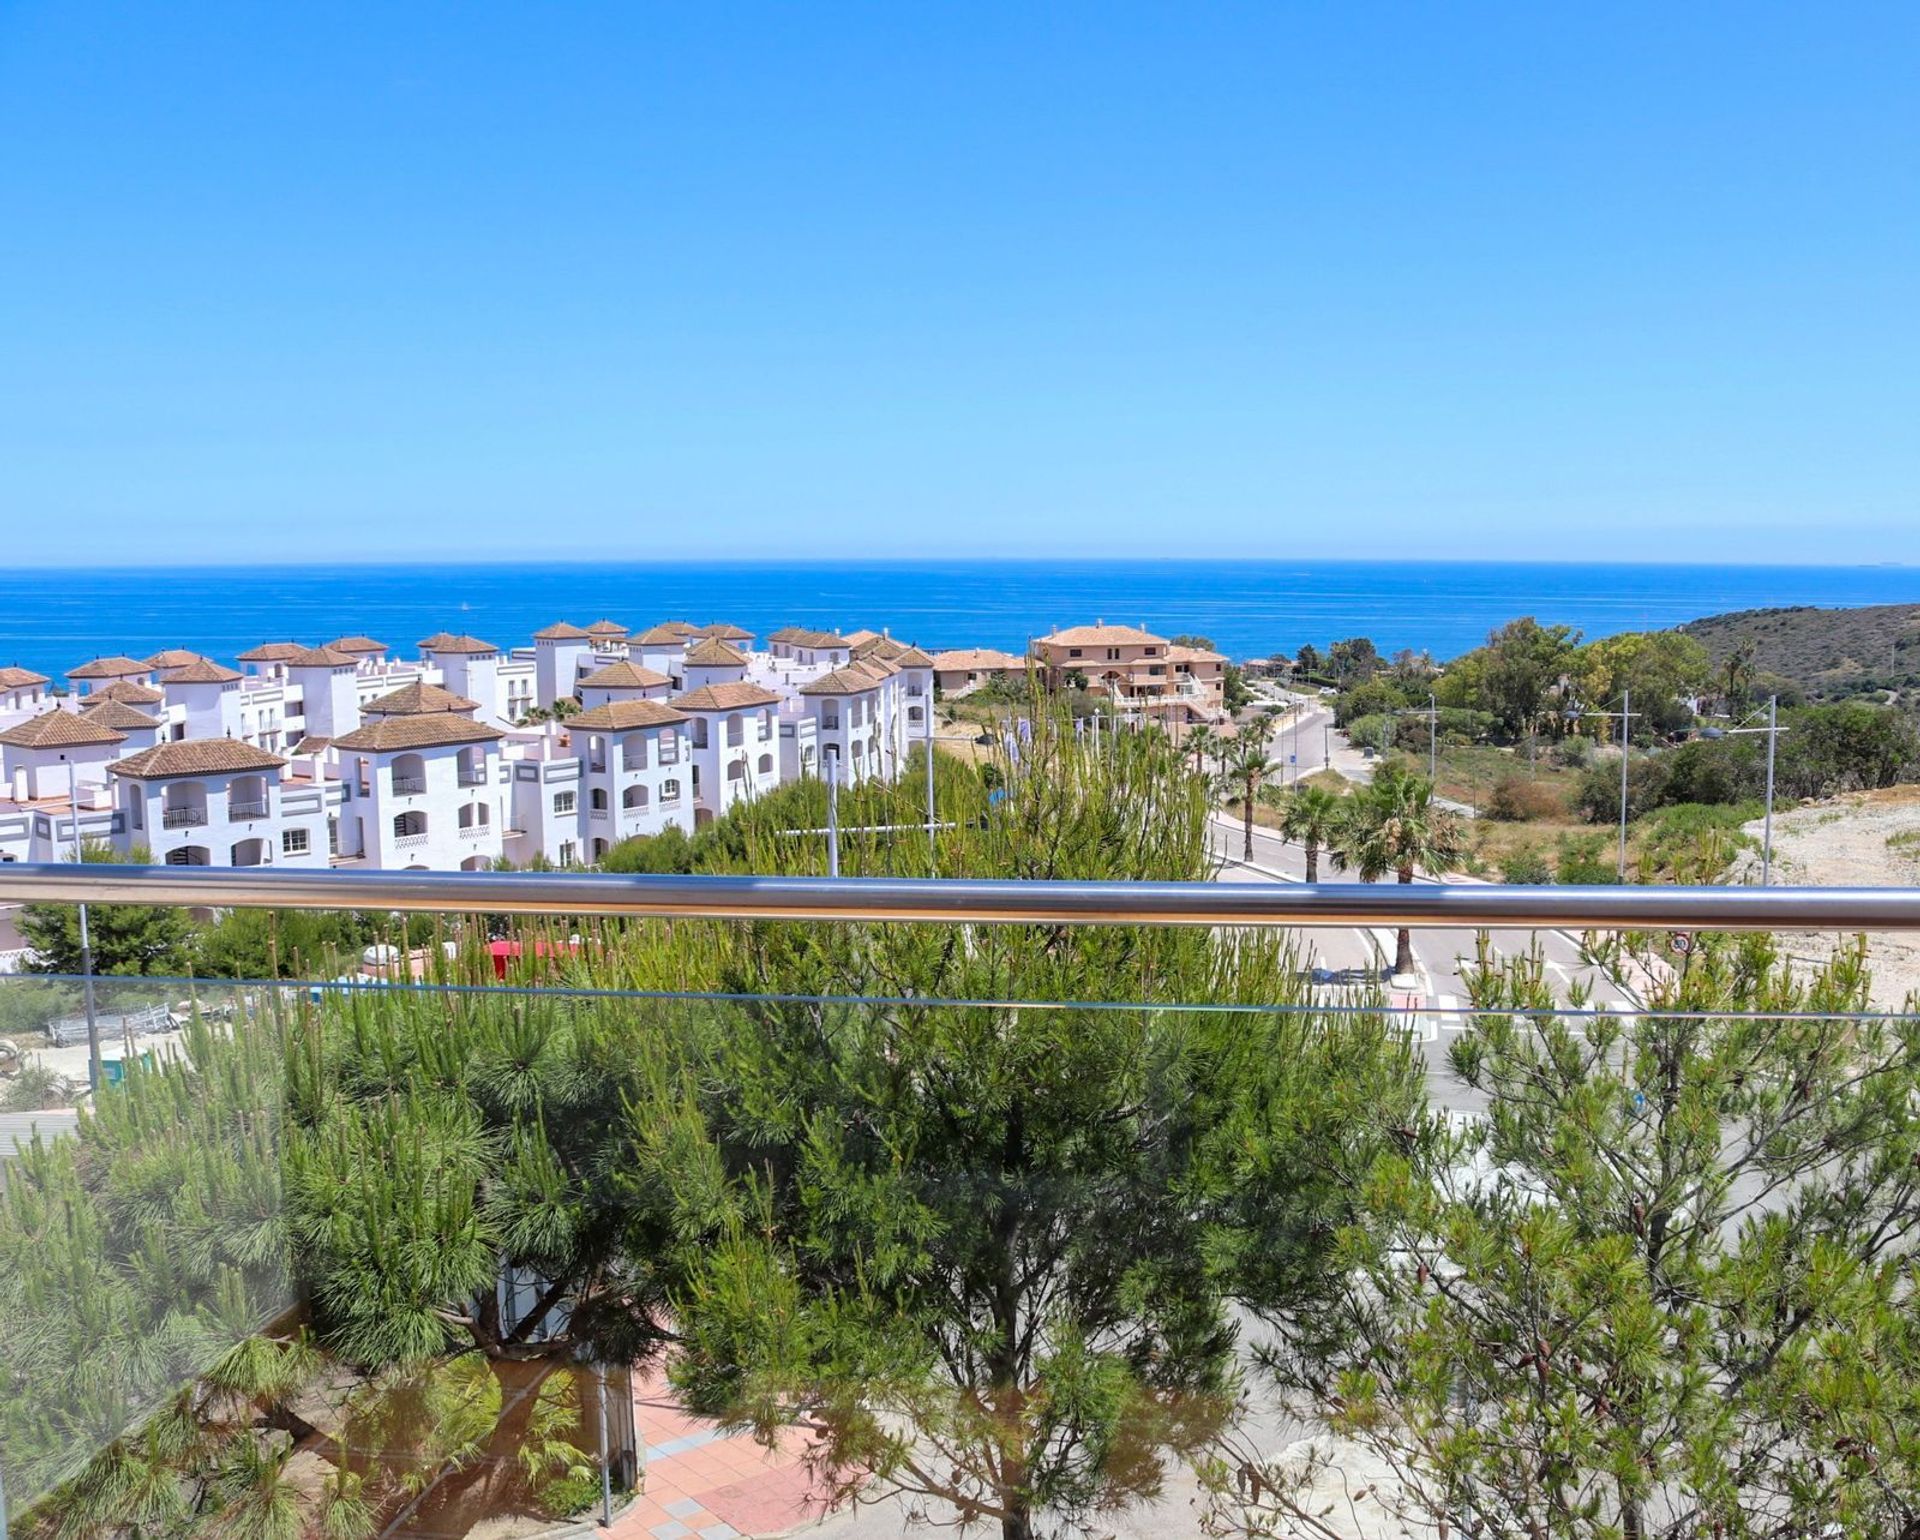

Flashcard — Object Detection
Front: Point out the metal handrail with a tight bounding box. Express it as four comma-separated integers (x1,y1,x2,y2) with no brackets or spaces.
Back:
1,862,1918,930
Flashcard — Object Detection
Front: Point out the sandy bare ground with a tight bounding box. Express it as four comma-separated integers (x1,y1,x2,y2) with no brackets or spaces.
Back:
1738,785,1920,1008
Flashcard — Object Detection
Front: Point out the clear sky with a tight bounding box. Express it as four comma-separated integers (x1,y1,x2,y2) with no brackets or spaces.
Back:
2,3,1915,566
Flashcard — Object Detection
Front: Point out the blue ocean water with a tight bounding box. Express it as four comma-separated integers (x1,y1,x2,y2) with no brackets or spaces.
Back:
0,560,1914,682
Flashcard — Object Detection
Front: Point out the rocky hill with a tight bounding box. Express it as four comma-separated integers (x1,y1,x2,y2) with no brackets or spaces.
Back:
1679,601,1920,701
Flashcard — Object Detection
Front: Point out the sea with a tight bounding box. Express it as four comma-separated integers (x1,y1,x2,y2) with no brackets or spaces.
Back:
1,559,1914,681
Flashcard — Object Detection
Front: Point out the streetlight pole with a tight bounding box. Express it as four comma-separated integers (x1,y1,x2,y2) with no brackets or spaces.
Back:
65,756,101,1094
826,752,840,878
1725,695,1787,885
1617,689,1630,881
1428,692,1438,784
924,731,937,874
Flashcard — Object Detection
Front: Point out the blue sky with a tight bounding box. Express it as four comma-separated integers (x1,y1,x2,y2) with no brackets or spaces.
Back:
2,3,1915,566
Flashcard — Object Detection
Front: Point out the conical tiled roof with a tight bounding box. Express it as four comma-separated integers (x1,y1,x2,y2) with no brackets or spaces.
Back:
362,681,481,717
110,740,288,779
158,659,243,684
67,656,152,681
78,699,163,731
578,660,672,691
0,709,127,749
91,679,165,705
533,621,594,641
684,637,749,667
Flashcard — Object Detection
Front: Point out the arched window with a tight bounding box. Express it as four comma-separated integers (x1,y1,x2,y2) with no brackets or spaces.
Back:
726,758,745,781
590,787,608,811
394,810,427,838
623,784,649,809
165,845,210,866
757,753,773,775
458,802,489,829
661,778,681,803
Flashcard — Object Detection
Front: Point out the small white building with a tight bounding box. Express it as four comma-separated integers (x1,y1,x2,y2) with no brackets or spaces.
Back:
0,709,127,803
564,700,695,854
66,655,155,698
670,682,782,822
532,622,596,710
109,739,314,868
577,660,674,712
332,707,507,871
0,666,52,717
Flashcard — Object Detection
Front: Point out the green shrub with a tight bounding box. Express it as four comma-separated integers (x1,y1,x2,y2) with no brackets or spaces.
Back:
1499,848,1553,885
1556,833,1621,885
1486,775,1565,822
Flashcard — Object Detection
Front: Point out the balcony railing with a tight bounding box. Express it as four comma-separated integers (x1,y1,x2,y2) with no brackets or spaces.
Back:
5,870,1920,1540
228,799,269,820
161,806,206,829
391,775,427,795
3,863,1918,930
458,770,489,786
394,831,430,849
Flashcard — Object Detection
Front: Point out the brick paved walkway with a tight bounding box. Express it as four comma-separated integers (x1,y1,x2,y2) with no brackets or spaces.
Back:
605,1367,840,1540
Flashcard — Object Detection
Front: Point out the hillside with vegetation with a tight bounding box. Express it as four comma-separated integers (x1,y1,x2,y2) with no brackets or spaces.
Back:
1679,599,1920,703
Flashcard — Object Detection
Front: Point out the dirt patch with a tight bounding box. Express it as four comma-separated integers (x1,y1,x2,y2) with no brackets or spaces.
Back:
1736,787,1920,1007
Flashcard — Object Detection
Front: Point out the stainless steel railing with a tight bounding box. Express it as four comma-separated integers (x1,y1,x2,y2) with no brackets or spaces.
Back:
1,862,1919,930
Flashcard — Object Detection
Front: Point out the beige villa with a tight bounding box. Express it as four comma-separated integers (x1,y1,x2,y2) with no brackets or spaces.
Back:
1031,623,1229,725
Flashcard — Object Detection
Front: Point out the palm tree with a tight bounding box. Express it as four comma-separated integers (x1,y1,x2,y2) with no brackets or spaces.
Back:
1185,725,1216,774
1276,784,1344,883
1222,735,1283,860
1332,762,1467,978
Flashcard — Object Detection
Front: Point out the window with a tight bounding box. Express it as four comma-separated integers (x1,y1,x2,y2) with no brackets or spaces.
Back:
165,845,209,866
281,828,310,856
757,753,773,775
691,719,708,749
589,787,608,811
458,802,489,829
661,778,681,802
1068,647,1083,658
553,790,576,815
759,710,773,741
725,714,744,747
1107,648,1121,661
328,817,340,855
623,784,649,809
558,840,577,867
657,731,678,764
129,794,143,829
393,810,427,838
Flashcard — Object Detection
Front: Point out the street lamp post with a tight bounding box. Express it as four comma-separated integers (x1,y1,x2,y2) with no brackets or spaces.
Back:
64,756,101,1093
1428,691,1438,784
1577,693,1639,882
1724,695,1788,885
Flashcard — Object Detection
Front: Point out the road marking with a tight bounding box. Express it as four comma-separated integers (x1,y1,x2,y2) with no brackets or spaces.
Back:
1436,993,1464,1031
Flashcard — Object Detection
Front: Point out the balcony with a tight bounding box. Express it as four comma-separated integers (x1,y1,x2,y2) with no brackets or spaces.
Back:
228,800,269,820
4,864,1916,1540
458,770,489,787
459,822,491,840
161,806,207,829
394,831,430,849
391,775,426,795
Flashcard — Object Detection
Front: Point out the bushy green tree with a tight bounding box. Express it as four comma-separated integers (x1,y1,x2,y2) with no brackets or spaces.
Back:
1230,934,1920,1540
1330,763,1467,976
19,843,197,976
639,708,1424,1540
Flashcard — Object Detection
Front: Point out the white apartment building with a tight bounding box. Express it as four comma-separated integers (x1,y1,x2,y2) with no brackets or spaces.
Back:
331,690,507,871
3,612,945,879
670,682,782,822
563,700,694,855
112,739,326,869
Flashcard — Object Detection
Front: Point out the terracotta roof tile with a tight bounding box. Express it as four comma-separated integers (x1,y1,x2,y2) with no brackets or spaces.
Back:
67,656,153,681
1042,623,1169,647
333,716,506,752
77,699,163,731
932,648,1025,671
91,679,166,705
286,646,357,668
158,659,243,684
634,622,698,645
290,735,332,755
237,641,307,663
0,709,127,749
584,619,630,637
0,666,51,689
419,633,499,656
143,649,208,669
327,635,388,654
578,660,672,690
363,681,481,716
566,700,689,731
533,621,593,641
109,739,287,779
683,637,749,667
692,623,753,641
670,682,782,712
892,645,934,667
800,668,884,697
